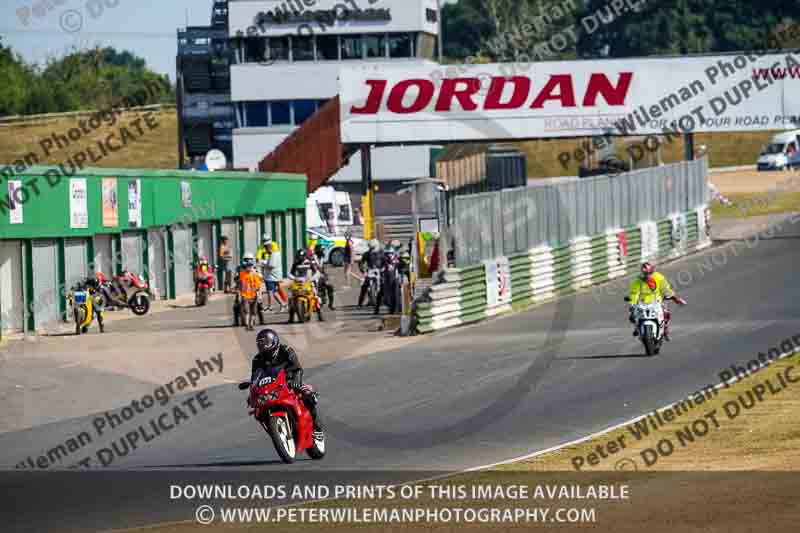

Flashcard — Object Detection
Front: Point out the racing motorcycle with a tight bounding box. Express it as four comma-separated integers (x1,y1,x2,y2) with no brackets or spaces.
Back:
97,270,151,315
289,278,323,323
238,368,326,464
67,278,104,335
625,297,666,356
194,263,215,307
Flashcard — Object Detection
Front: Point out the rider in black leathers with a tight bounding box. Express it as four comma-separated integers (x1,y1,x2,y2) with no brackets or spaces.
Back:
248,329,324,434
357,241,383,308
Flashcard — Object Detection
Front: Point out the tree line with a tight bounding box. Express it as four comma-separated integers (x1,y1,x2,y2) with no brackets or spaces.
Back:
0,37,174,117
441,0,800,63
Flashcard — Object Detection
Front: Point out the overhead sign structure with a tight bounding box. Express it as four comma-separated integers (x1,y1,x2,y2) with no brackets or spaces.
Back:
339,52,800,144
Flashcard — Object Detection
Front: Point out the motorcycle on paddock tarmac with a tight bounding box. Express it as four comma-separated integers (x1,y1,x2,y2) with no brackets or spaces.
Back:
97,270,151,316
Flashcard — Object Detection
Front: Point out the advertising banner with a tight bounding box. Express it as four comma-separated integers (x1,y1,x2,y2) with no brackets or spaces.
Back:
484,256,512,308
128,179,142,228
340,52,800,143
696,206,711,241
102,178,118,227
69,179,88,229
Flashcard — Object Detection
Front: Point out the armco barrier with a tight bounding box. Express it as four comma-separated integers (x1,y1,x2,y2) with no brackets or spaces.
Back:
413,206,712,334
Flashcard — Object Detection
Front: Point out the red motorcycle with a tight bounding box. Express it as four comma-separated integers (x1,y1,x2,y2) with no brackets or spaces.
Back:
238,368,326,464
194,261,215,307
97,270,151,315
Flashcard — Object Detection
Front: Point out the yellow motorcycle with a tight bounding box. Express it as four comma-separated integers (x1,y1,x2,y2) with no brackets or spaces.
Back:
288,279,323,323
68,279,105,335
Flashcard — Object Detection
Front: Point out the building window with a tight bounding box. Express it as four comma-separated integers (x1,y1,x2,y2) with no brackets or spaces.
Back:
317,35,339,60
292,35,314,61
244,38,267,62
294,100,317,124
268,37,289,61
388,33,414,58
340,35,363,60
364,34,386,58
271,102,291,125
245,102,268,127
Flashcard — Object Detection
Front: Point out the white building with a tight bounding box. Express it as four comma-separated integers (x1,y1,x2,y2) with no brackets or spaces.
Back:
226,0,440,192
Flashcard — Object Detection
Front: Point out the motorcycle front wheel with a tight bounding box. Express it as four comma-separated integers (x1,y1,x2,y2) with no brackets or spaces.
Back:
642,330,657,356
265,416,296,464
129,292,150,315
196,288,208,307
297,300,308,323
74,309,82,335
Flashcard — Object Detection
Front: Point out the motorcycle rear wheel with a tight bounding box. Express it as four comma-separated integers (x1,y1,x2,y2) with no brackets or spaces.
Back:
265,416,296,464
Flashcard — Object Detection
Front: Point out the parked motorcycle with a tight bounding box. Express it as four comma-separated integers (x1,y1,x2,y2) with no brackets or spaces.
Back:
67,279,104,334
289,278,323,323
194,263,215,307
238,368,325,464
97,270,151,315
626,297,666,355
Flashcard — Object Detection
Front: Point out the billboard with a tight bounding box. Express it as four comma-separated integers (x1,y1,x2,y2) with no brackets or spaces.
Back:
339,51,800,144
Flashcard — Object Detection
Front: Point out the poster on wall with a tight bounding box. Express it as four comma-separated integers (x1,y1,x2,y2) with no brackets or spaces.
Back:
69,179,88,228
640,221,659,261
7,180,23,224
102,178,118,227
181,181,192,208
128,179,142,228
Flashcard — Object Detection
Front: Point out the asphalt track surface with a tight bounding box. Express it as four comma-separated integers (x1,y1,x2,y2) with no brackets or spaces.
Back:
3,222,800,532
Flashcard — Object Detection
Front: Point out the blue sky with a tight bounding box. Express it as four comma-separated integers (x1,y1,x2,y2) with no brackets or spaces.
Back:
3,0,212,80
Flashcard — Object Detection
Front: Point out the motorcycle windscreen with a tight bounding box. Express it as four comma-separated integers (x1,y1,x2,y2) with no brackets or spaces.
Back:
253,366,283,386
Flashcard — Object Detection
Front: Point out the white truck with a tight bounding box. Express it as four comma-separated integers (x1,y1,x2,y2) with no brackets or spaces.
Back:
306,186,354,232
757,129,800,170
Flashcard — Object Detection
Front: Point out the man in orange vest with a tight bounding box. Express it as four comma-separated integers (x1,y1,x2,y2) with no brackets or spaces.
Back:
238,253,263,331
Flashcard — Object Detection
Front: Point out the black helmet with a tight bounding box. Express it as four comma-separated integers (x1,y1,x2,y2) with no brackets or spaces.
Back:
295,249,308,262
256,328,280,360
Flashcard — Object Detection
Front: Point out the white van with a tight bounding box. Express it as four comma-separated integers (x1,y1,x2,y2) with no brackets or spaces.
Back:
757,130,800,170
306,186,353,233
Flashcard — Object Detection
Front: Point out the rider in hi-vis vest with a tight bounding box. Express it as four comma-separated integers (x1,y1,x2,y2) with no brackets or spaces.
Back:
627,262,686,340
